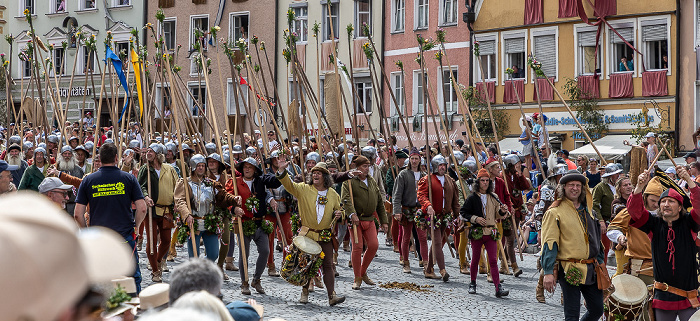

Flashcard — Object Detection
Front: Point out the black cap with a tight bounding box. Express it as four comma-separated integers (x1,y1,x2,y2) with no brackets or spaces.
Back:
559,170,587,186
685,153,697,160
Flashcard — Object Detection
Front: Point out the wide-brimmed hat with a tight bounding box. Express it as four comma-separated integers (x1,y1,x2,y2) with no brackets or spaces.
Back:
559,171,587,186
601,163,623,178
310,162,330,175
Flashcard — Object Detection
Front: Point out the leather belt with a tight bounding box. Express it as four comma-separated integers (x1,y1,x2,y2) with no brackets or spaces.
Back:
558,258,596,264
654,281,700,308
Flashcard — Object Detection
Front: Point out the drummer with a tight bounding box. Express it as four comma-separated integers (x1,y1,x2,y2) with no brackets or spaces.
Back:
275,157,346,306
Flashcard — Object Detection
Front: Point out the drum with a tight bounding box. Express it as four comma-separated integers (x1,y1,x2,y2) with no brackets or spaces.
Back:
689,309,700,321
280,235,323,286
606,274,649,321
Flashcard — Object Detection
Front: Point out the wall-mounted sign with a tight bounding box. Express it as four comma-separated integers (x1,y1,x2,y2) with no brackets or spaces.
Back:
55,87,91,98
520,108,660,131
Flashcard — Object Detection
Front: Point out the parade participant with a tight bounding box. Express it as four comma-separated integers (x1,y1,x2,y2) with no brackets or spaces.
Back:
0,160,18,194
6,143,27,187
165,142,182,177
341,155,388,290
175,154,241,268
226,157,282,295
74,145,92,174
264,150,294,277
74,143,148,292
629,167,700,321
502,154,531,277
68,136,79,149
0,135,21,160
361,146,388,244
541,171,604,321
22,141,33,162
607,175,633,276
456,159,479,274
18,147,50,191
57,146,84,178
46,134,59,158
592,163,623,264
139,143,179,282
206,153,235,280
392,148,428,274
275,158,346,305
38,177,72,210
205,142,217,156
462,168,511,297
231,145,244,163
385,149,409,252
484,157,513,276
305,152,321,172
417,155,459,281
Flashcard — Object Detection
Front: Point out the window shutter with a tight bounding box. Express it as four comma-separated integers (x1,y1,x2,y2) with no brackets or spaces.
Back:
642,24,667,42
504,38,525,54
578,31,597,47
611,27,633,44
534,35,556,78
479,40,495,56
159,0,174,7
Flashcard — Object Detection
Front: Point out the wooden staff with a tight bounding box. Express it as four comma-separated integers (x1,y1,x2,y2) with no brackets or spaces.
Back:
90,60,109,171
648,140,667,170
345,27,360,145
659,139,678,168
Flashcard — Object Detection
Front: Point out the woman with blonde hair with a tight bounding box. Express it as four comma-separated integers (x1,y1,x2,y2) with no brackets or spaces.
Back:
171,291,233,321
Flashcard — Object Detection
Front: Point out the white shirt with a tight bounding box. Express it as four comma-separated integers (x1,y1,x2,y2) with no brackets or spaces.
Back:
369,166,375,178
155,168,161,178
361,178,368,186
608,183,616,196
413,171,421,184
436,175,446,207
244,179,254,192
316,190,328,224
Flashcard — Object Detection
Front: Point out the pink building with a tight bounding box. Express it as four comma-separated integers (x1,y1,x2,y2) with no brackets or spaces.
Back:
382,0,470,147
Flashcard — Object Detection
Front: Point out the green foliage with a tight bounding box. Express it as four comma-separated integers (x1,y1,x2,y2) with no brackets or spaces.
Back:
461,85,509,142
563,78,608,142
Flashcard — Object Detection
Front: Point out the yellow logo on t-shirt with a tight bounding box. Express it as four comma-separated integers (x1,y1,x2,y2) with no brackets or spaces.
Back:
92,183,127,197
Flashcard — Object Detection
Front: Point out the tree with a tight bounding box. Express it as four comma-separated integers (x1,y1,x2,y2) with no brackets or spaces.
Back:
461,85,509,144
563,77,608,143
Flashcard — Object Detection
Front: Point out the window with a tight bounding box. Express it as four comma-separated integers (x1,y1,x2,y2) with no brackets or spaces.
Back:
114,41,129,58
355,0,371,38
227,79,248,115
81,46,95,74
504,36,526,79
81,0,96,10
190,52,203,76
22,0,35,15
291,6,308,42
413,71,427,114
162,19,176,51
440,69,458,113
288,80,307,105
390,72,404,116
52,48,65,76
641,20,669,70
440,0,458,26
319,79,325,115
21,54,31,78
189,84,206,116
533,32,557,79
52,0,66,13
190,15,209,51
354,79,372,113
610,26,635,73
415,0,428,30
113,0,130,6
322,3,339,41
230,13,249,42
392,0,404,32
576,31,600,75
475,39,496,81
155,85,172,118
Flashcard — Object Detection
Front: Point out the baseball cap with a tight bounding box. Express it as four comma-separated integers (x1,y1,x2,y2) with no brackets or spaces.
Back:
0,160,19,173
227,300,264,321
0,192,134,321
38,177,73,194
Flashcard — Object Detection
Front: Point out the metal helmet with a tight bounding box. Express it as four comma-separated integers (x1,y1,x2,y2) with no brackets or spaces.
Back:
128,140,140,149
222,152,231,166
22,141,33,151
361,146,377,160
462,160,478,174
222,144,229,152
74,145,90,157
8,135,21,146
325,151,339,162
104,138,114,145
189,154,206,170
68,136,79,142
47,135,59,144
34,147,47,157
305,152,321,164
148,143,164,154
164,142,178,155
123,149,134,157
207,153,226,167
269,150,281,159
205,142,217,155
83,141,93,151
182,143,195,153
503,154,521,167
421,157,427,166
236,157,263,176
453,151,466,164
232,145,243,154
60,145,73,154
245,147,257,157
337,144,345,154
402,158,410,168
549,164,568,178
430,155,448,172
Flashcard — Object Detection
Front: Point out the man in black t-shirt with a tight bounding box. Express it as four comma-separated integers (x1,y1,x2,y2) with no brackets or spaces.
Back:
75,143,147,292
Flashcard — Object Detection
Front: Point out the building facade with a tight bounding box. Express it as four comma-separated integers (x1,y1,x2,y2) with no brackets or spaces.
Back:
147,0,278,139
472,0,677,152
275,0,384,144
7,0,145,127
382,0,470,147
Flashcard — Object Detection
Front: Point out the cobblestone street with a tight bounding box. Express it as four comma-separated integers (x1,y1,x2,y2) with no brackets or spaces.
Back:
138,234,591,321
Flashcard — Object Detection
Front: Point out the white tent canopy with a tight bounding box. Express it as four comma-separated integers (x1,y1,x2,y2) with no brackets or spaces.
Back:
498,137,524,155
568,134,633,161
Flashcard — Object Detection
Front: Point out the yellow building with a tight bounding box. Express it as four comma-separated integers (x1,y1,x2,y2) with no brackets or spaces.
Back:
472,0,677,155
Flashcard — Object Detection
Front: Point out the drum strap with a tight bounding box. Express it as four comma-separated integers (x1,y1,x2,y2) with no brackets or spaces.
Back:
653,281,700,308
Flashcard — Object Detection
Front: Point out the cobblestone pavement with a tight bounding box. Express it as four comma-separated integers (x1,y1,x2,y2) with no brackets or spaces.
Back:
138,234,604,321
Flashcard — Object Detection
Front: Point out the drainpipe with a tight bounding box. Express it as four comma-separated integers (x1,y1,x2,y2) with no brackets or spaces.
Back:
274,0,280,123
142,0,148,49
674,0,680,151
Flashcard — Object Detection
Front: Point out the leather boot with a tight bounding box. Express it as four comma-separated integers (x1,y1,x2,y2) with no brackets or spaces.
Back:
225,257,239,271
343,240,350,252
220,266,229,281
348,260,352,267
403,261,411,274
361,274,375,285
160,259,169,272
495,284,510,298
500,264,512,275
419,260,425,268
424,267,440,279
268,264,279,277
460,262,470,274
166,252,176,262
151,269,162,283
440,269,450,282
512,262,523,277
241,281,251,295
468,281,477,294
251,279,265,294
299,288,309,304
328,291,346,306
352,277,362,290
315,275,324,288
536,273,546,303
